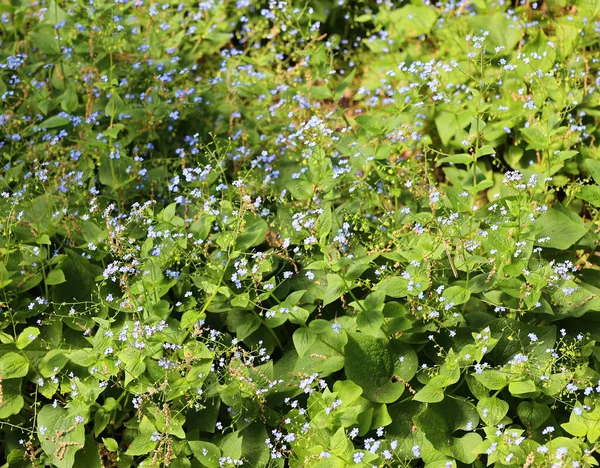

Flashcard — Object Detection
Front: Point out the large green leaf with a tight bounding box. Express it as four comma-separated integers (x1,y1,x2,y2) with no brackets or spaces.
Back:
293,327,317,358
226,310,261,340
414,398,481,463
387,5,438,41
584,159,600,184
0,352,29,379
477,397,509,426
236,219,267,250
323,274,347,306
435,111,470,146
98,154,136,190
467,15,522,51
0,378,24,418
534,206,587,249
52,249,101,305
344,333,414,403
30,30,60,55
241,424,269,466
508,378,537,395
16,326,40,349
218,432,243,460
387,399,426,437
445,433,483,464
518,401,550,430
413,375,447,403
37,406,85,468
414,397,479,444
576,185,600,207
104,92,124,118
124,434,158,456
373,276,407,298
473,369,508,390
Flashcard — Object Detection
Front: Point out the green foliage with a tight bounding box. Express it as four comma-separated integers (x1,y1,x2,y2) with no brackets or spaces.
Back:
1,0,600,467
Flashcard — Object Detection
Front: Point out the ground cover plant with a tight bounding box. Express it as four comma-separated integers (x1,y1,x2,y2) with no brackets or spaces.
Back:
1,0,600,466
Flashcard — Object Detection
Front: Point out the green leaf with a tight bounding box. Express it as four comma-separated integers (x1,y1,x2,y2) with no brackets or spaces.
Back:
476,146,496,157
585,159,600,184
386,399,427,439
488,319,555,363
102,438,119,452
355,13,372,22
414,397,479,448
356,308,384,335
534,206,587,249
518,401,550,429
388,5,438,40
236,219,267,250
413,376,447,403
330,426,353,454
45,0,68,25
441,286,471,305
562,421,588,438
218,432,243,460
344,333,406,403
355,114,389,135
373,276,407,298
576,185,600,207
189,441,221,468
477,397,509,426
46,268,66,285
76,437,104,468
60,84,78,113
0,352,29,378
364,290,386,311
118,348,146,387
125,434,158,456
466,374,489,400
0,378,24,418
288,306,310,325
94,409,110,438
40,115,70,129
105,92,124,118
323,274,347,306
52,249,101,306
522,29,556,73
438,153,473,164
508,378,537,395
288,179,313,200
0,392,24,418
391,339,418,383
473,370,509,390
333,380,363,405
38,405,85,468
334,69,356,98
39,349,69,378
16,327,40,349
434,111,469,146
98,154,137,190
293,327,317,358
241,423,269,466
316,204,333,241
285,290,307,306
30,30,60,55
104,124,125,139
467,15,522,52
227,310,261,340
67,349,97,367
345,262,370,281
521,127,548,150
446,433,482,464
